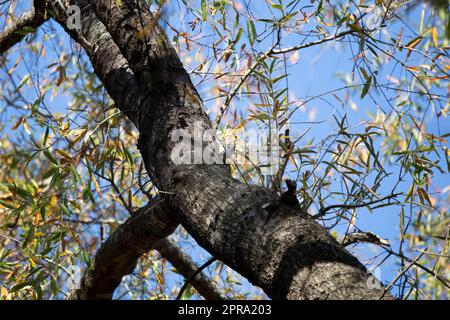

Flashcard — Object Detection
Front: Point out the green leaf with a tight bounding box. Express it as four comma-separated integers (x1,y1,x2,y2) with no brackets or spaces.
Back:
235,27,243,43
42,167,58,180
14,26,35,36
0,199,16,209
271,4,283,11
361,76,372,99
17,74,31,90
181,284,194,300
201,0,208,21
444,147,450,173
10,281,32,293
359,67,370,81
247,20,256,45
16,187,33,202
60,202,71,216
43,150,58,164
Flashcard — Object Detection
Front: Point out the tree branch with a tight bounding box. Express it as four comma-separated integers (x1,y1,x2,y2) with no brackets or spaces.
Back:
44,0,394,300
68,199,179,299
175,257,217,300
269,29,356,56
340,232,390,247
0,1,48,54
50,3,224,300
314,193,402,219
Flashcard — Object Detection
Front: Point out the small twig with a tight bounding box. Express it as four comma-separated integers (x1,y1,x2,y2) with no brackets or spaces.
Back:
383,246,450,290
212,40,280,129
155,239,225,300
379,250,426,299
269,28,356,55
137,162,153,200
313,193,401,219
176,257,217,300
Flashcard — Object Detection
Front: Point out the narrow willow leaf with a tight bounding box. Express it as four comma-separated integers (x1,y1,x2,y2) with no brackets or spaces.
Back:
361,76,372,98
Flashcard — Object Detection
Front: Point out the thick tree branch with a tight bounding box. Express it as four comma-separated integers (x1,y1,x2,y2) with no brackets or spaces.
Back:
38,4,182,299
0,1,48,54
155,239,225,300
68,199,179,299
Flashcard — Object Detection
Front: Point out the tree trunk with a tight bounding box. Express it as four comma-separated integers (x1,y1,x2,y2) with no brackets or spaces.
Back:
43,0,392,299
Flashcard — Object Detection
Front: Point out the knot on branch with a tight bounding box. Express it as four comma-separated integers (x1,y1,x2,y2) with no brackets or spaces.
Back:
280,179,300,208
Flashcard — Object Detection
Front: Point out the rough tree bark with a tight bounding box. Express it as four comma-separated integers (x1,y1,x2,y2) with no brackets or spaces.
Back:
47,4,223,300
2,0,394,299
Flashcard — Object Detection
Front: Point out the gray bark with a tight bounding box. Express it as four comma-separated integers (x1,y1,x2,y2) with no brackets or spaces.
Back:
86,0,392,300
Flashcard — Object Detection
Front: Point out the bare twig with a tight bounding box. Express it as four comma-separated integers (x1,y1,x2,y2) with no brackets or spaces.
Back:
383,246,450,290
175,257,218,300
212,41,279,129
313,193,401,219
379,250,426,299
155,239,225,300
269,29,356,55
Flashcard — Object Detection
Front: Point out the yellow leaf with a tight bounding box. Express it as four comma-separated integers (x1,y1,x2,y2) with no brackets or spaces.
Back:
428,75,449,81
56,66,66,87
56,148,72,159
92,174,102,198
6,266,20,280
50,195,58,207
431,27,438,47
23,118,31,135
70,129,87,145
8,54,22,75
405,66,420,72
289,51,299,64
405,36,423,58
1,287,8,298
29,257,36,268
418,187,433,206
34,210,40,225
60,250,73,257
12,117,23,130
